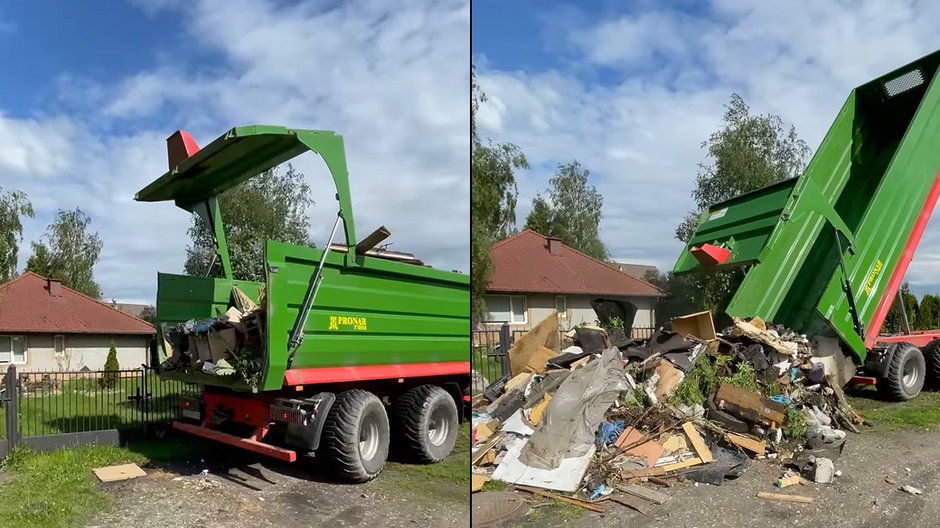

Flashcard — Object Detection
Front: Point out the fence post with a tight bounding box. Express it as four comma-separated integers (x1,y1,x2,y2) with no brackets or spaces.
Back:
5,365,17,450
499,323,511,378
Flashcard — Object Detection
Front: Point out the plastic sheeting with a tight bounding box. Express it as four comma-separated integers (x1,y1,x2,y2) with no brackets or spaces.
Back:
520,346,628,470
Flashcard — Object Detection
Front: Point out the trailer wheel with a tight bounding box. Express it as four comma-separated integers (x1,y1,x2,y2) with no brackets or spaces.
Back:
317,389,389,482
878,343,925,401
391,384,459,463
923,339,940,389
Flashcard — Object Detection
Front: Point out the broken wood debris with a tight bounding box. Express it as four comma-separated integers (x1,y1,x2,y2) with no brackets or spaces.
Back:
757,492,814,504
471,311,860,517
515,486,606,513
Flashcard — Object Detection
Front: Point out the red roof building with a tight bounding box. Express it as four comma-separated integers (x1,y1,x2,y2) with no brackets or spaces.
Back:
0,272,154,371
484,230,665,334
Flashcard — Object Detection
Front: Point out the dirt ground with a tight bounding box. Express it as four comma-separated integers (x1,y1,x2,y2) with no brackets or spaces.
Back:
86,440,469,528
485,425,940,528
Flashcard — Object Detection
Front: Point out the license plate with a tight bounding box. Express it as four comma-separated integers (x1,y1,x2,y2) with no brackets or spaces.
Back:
182,409,201,420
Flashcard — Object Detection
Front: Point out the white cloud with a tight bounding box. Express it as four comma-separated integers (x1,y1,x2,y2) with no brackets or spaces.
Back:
476,0,940,292
0,0,470,303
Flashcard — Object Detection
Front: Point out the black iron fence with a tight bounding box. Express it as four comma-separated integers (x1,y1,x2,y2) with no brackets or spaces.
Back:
471,324,656,395
0,366,196,455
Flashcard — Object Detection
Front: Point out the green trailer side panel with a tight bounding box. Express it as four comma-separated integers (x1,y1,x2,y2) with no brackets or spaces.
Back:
263,240,469,392
673,49,940,362
818,64,940,353
154,273,263,389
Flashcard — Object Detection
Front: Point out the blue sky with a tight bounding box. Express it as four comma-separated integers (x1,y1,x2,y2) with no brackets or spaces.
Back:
0,0,470,303
473,0,940,297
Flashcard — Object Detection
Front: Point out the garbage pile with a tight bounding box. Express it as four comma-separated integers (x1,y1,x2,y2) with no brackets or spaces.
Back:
470,311,862,513
160,285,266,392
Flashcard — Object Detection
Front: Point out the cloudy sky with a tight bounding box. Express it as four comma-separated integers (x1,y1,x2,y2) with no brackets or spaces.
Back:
0,0,469,304
473,0,940,297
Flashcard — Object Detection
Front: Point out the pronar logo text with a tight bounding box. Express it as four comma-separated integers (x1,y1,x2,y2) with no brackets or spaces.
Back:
328,316,368,331
863,260,883,296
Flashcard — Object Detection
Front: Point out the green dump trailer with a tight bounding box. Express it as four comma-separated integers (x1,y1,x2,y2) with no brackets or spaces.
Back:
674,49,940,401
135,125,470,482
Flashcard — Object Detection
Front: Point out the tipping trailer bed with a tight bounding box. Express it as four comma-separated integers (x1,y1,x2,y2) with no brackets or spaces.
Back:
134,125,470,478
674,49,940,398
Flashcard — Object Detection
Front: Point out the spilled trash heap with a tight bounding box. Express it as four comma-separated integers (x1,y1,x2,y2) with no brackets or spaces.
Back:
160,285,267,392
471,311,863,513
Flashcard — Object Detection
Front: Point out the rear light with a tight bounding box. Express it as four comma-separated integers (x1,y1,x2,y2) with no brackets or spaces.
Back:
270,403,308,425
180,396,201,421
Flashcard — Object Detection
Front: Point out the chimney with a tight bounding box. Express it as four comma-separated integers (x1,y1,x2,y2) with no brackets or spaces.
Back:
47,279,61,296
547,237,562,256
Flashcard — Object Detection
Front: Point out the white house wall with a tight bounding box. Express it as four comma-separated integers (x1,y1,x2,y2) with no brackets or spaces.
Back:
0,334,149,371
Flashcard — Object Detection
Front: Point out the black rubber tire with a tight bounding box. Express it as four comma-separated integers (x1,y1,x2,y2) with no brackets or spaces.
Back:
391,384,459,464
317,389,390,482
878,343,925,401
923,339,940,389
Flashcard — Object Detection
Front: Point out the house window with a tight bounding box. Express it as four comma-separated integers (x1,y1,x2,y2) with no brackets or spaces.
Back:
0,336,26,364
54,335,65,356
485,295,527,324
555,296,567,315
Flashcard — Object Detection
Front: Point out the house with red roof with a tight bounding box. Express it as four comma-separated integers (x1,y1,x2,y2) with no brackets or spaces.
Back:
0,272,154,371
485,230,666,335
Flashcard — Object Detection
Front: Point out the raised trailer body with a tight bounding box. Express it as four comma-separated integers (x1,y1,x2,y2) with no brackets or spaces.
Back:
136,125,469,479
674,50,940,399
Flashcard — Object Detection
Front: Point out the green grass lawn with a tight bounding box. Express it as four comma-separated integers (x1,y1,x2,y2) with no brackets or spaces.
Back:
847,386,940,430
0,445,147,528
368,422,470,503
1,376,192,438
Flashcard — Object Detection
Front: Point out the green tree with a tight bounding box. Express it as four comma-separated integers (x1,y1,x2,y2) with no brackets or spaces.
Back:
524,161,610,261
471,64,528,320
138,305,156,325
916,293,940,330
883,282,919,333
666,93,810,314
26,208,103,298
101,340,119,389
184,164,314,282
0,188,33,283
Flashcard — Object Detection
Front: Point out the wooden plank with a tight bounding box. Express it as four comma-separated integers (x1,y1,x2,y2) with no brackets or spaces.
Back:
611,494,652,514
681,422,713,463
725,432,767,455
615,483,670,505
515,486,606,513
660,457,703,472
756,492,813,504
472,432,504,465
715,383,786,426
620,466,668,480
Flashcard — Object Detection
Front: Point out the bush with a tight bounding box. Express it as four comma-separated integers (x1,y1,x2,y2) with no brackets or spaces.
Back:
100,340,119,389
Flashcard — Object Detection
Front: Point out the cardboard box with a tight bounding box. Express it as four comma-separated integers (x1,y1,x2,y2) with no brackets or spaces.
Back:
207,327,239,362
670,311,717,341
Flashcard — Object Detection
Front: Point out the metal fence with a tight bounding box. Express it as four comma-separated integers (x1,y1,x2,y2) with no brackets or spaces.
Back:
0,366,196,455
471,324,657,394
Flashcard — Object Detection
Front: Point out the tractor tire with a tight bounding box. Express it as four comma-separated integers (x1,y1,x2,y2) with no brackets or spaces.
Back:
391,384,459,464
923,339,940,390
878,343,925,401
317,389,390,483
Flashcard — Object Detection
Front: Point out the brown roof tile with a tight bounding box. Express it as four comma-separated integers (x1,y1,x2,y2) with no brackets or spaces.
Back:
487,230,666,297
0,272,155,335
